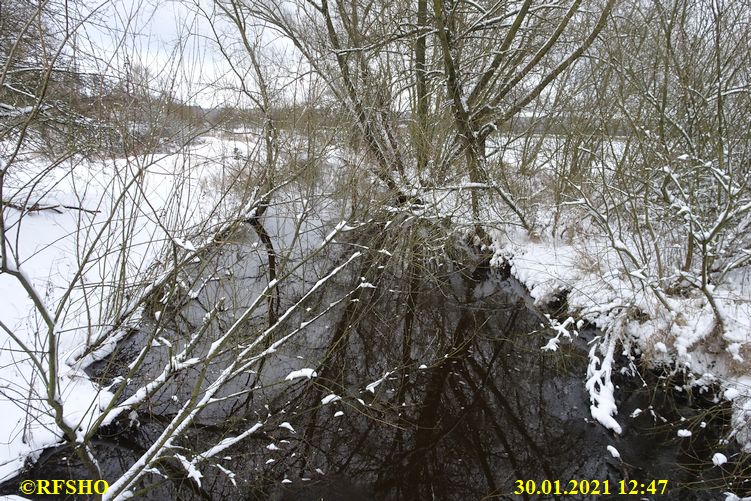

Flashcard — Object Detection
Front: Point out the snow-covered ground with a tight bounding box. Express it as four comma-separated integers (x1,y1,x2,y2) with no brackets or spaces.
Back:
2,129,749,496
0,135,254,481
490,227,751,452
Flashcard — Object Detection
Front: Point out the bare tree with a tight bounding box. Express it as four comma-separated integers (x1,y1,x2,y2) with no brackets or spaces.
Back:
214,0,617,236
567,0,751,338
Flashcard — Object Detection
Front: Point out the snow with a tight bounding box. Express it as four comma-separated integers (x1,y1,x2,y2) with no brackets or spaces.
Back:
175,454,203,487
725,388,740,401
284,368,317,381
606,445,621,459
712,452,728,466
0,104,35,117
214,464,237,487
541,337,561,351
2,117,750,493
586,335,622,433
190,423,264,468
321,394,342,405
541,315,577,352
173,237,196,252
725,494,751,501
490,226,751,450
365,371,393,393
0,136,260,481
278,422,296,433
494,235,578,305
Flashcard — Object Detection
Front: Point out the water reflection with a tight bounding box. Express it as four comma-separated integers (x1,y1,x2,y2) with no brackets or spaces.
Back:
1,218,740,500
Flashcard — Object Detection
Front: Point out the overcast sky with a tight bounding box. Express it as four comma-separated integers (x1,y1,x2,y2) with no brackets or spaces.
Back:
76,0,245,107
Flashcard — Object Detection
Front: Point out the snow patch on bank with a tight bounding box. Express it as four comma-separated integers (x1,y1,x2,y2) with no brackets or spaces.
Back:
490,228,751,451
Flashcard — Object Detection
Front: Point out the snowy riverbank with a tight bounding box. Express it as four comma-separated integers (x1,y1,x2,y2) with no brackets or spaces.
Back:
0,136,253,481
490,227,751,453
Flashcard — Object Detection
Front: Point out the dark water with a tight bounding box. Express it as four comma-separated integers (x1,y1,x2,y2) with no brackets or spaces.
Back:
1,216,745,500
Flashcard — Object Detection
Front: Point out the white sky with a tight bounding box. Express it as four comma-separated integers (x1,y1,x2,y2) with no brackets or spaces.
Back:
73,0,262,107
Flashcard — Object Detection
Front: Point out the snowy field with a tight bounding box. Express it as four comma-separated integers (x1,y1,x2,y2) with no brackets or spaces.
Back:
1,131,750,499
0,135,254,481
